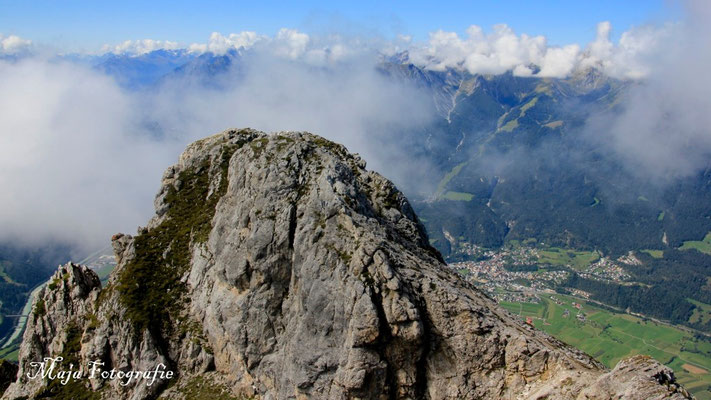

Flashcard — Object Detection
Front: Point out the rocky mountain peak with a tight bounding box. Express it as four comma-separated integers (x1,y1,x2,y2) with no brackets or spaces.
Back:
2,129,691,399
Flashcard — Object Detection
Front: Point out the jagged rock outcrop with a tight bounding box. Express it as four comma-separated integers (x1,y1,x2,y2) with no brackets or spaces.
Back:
3,263,102,399
2,129,692,399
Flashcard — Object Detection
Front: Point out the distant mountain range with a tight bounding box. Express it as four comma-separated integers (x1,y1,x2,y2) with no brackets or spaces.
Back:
92,48,244,88
2,48,710,338
95,49,196,88
379,64,711,257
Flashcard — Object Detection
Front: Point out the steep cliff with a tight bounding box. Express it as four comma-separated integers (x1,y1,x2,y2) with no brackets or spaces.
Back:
2,129,691,399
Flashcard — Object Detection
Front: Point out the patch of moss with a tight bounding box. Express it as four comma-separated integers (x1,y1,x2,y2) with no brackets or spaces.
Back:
61,324,82,361
33,299,46,319
381,190,400,209
178,318,213,354
94,284,113,310
337,250,352,264
180,375,251,400
324,243,352,265
48,277,60,290
311,136,345,155
274,135,295,152
360,268,375,287
34,323,100,400
370,181,400,213
249,137,269,157
117,143,239,334
86,313,100,330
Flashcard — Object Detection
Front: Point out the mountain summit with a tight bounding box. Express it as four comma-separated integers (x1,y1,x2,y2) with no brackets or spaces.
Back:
2,129,690,399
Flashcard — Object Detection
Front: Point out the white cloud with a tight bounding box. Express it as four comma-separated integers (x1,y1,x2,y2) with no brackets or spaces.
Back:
537,44,581,77
188,31,263,54
0,58,181,250
91,21,674,79
0,34,32,54
406,21,675,79
583,21,614,67
185,29,372,66
579,21,673,79
272,28,310,59
101,39,181,55
98,29,358,66
0,45,433,252
584,0,711,180
185,29,309,57
186,29,361,65
14,17,683,81
408,23,579,77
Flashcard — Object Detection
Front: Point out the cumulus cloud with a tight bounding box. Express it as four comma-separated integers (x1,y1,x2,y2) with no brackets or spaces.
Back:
184,29,313,58
101,39,181,55
408,24,569,77
578,21,674,79
187,31,263,54
0,47,433,252
584,0,711,180
407,21,672,79
272,28,310,58
95,21,673,79
0,34,32,55
99,29,365,67
184,29,368,65
0,59,181,251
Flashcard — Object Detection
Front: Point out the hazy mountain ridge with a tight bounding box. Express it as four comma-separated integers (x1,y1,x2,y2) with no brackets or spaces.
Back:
381,62,711,332
95,49,197,89
377,61,711,259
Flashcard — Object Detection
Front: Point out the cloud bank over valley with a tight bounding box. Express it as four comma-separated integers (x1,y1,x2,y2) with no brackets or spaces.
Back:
0,2,709,253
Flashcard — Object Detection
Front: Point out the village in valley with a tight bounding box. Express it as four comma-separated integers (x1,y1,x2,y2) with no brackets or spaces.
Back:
444,243,711,398
448,244,632,306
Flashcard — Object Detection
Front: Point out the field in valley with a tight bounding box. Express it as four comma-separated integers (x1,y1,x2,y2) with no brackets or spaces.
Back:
501,293,711,399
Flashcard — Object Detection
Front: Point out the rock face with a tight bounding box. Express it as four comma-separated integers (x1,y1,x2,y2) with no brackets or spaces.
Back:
2,129,692,399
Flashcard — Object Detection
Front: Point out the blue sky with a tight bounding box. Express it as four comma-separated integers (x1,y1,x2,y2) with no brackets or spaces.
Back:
0,0,681,51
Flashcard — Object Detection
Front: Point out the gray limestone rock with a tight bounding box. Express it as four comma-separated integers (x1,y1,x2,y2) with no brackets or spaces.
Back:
1,129,692,399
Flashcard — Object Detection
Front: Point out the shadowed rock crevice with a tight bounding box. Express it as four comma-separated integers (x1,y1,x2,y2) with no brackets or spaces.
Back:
0,361,17,398
288,203,297,251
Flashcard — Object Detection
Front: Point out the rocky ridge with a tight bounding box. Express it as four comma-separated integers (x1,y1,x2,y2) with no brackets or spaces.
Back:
2,129,692,399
